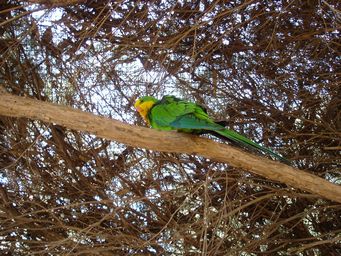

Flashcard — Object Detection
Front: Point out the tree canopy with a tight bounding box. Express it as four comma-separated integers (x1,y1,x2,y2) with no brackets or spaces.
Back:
0,0,340,255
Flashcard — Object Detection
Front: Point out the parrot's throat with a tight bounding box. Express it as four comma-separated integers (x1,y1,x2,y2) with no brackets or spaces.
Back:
138,101,155,124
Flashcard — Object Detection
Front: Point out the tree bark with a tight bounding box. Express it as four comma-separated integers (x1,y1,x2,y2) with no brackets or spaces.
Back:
0,92,340,203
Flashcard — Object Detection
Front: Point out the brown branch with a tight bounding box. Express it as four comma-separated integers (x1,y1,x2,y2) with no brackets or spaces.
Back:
324,146,341,151
0,92,341,203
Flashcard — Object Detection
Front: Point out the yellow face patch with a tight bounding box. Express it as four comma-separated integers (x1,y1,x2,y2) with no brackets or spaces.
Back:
134,99,156,124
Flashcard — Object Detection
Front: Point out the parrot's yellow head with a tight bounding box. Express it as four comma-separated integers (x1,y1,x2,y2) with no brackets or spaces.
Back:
134,96,158,124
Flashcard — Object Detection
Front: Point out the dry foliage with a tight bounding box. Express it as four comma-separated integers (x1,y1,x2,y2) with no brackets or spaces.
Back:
0,0,340,255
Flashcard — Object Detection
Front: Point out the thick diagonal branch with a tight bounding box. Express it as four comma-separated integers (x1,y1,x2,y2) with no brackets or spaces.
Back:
0,92,340,203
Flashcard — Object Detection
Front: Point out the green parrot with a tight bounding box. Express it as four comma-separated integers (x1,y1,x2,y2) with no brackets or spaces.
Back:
134,95,289,163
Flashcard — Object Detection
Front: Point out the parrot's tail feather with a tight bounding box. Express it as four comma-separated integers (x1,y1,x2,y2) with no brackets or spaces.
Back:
213,129,291,165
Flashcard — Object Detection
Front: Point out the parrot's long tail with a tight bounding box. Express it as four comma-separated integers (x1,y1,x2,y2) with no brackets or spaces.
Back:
212,128,290,165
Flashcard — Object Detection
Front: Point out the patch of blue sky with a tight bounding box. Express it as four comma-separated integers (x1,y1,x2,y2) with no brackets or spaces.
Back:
56,196,70,206
128,201,147,216
30,5,62,23
67,229,93,244
105,179,124,198
145,188,161,200
80,161,96,177
289,17,304,27
326,172,341,185
0,172,9,185
160,164,183,179
159,235,185,254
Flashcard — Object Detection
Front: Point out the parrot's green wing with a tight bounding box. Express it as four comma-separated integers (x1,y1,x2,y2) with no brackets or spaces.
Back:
149,96,210,130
